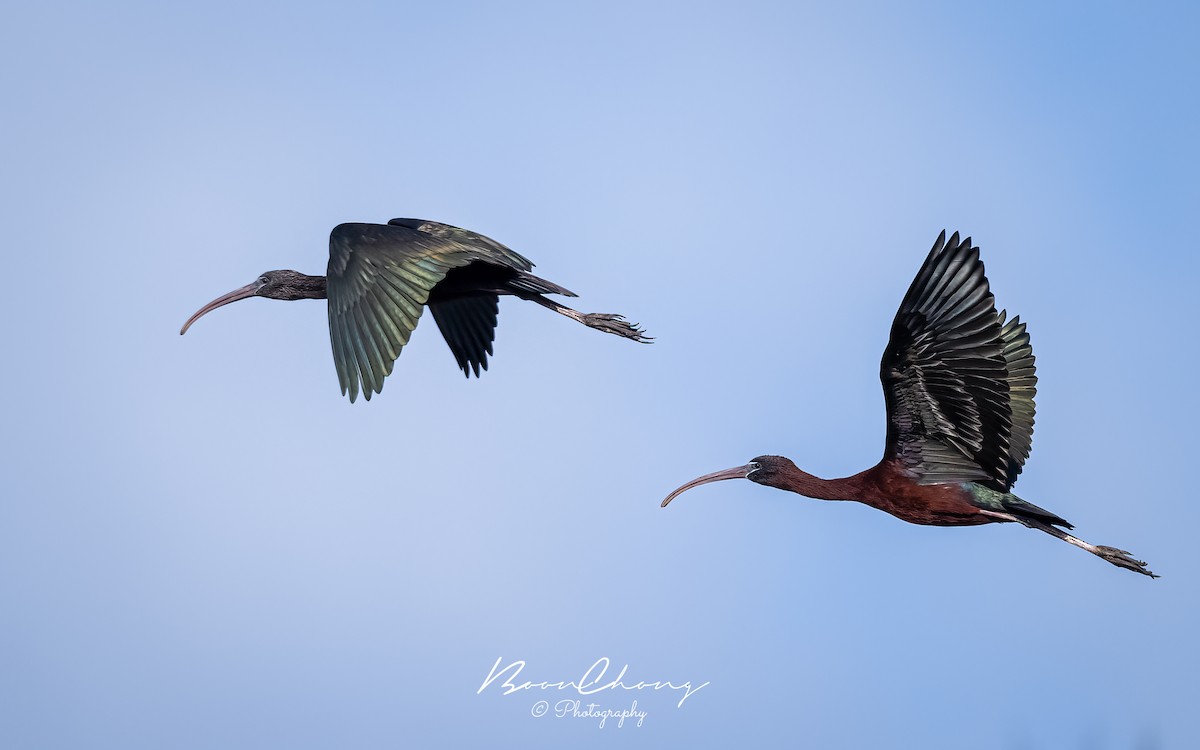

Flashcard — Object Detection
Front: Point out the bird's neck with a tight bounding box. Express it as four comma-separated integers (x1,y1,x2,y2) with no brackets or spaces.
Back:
304,274,328,299
766,464,861,501
285,274,328,300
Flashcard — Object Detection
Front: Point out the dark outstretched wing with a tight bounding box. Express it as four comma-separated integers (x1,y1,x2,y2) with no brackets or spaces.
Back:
428,294,499,378
387,218,530,261
997,310,1037,485
326,221,533,401
880,230,1030,491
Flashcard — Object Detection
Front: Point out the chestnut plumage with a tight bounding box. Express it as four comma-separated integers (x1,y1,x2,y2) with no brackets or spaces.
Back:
663,231,1155,578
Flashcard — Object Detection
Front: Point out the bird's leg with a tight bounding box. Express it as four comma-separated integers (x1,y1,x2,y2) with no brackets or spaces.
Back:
979,510,1157,578
1041,526,1157,577
522,294,652,343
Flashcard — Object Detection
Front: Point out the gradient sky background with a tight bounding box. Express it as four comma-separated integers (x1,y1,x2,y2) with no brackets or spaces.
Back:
2,2,1197,748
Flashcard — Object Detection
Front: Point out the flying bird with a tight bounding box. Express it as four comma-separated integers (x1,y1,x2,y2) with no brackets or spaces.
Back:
662,231,1154,577
181,218,650,401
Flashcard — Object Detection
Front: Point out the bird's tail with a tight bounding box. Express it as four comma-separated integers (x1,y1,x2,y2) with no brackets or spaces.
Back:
1000,494,1073,529
968,485,1072,529
506,271,578,297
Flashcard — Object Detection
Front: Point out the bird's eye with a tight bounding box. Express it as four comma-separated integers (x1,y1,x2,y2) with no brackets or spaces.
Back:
749,461,762,471
258,275,269,285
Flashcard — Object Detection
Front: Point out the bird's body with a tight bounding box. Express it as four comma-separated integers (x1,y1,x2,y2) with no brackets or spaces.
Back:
182,219,649,401
749,458,1067,527
777,462,994,526
663,231,1154,577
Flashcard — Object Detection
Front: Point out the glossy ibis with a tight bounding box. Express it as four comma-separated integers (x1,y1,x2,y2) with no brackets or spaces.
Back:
181,218,650,401
662,231,1155,577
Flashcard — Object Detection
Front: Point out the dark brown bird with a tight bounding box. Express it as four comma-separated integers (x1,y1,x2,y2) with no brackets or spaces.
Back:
662,231,1155,577
181,218,650,401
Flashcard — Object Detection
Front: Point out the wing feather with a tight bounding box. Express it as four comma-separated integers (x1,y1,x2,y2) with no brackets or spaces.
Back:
429,295,500,377
998,311,1037,483
881,230,1035,490
326,221,532,401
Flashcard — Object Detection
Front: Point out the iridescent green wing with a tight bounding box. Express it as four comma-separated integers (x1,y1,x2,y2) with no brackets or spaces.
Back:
387,218,533,264
325,221,533,401
392,219,541,378
880,231,1019,490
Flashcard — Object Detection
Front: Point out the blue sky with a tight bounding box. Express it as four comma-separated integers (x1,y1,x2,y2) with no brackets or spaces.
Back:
2,2,1197,747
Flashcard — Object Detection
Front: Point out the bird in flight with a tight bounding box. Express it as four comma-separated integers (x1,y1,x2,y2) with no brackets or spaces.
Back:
662,231,1154,577
182,218,650,401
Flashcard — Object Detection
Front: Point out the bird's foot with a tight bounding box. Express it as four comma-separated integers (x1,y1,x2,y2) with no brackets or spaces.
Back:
582,313,653,343
1096,546,1158,578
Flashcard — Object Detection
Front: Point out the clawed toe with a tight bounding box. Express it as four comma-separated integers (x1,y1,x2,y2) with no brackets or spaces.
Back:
1096,546,1158,578
582,313,653,343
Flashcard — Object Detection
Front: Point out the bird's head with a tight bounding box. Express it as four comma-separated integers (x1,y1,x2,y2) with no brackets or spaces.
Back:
660,455,796,507
180,270,326,334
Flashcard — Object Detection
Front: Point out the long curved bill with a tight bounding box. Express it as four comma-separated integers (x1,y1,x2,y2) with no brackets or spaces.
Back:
661,464,755,508
180,282,260,335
